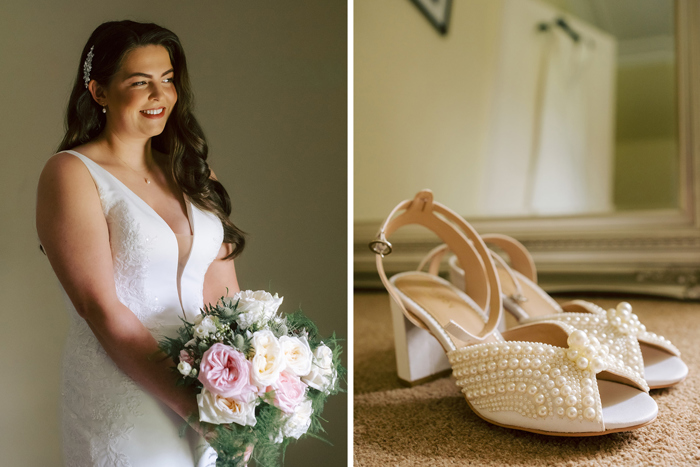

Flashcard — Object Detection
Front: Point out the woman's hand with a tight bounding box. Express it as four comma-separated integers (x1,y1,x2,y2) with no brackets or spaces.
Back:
200,424,253,465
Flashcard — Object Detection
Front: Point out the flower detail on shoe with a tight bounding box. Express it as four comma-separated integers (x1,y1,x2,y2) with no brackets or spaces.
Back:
606,302,645,335
603,302,681,357
565,330,608,373
566,300,681,358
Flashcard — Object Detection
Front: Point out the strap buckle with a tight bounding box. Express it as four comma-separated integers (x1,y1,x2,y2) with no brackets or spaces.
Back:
369,235,393,257
510,293,528,303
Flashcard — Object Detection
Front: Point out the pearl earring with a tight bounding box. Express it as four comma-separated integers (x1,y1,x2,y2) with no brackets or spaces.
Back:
102,106,107,114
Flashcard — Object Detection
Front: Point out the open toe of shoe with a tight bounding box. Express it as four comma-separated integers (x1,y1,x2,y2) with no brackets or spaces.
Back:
641,344,688,389
597,380,657,430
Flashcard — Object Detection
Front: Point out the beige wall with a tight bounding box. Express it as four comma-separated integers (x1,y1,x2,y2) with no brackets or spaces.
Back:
0,1,346,465
354,0,504,222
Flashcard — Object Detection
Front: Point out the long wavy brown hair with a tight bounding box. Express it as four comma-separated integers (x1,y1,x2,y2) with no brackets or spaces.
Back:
56,20,245,259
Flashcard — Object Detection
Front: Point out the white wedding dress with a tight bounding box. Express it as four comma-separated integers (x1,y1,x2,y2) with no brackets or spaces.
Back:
57,150,224,466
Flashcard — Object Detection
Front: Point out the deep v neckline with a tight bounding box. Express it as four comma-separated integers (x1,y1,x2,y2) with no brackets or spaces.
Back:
64,149,194,238
65,149,197,319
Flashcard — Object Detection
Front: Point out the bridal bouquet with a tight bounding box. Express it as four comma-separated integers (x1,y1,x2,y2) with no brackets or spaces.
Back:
159,290,344,466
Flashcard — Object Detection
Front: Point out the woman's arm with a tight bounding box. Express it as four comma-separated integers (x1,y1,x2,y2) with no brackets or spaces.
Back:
202,168,241,306
203,243,241,306
36,153,202,430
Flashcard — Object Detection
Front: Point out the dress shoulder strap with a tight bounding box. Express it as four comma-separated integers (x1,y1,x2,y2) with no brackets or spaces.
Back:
58,149,122,212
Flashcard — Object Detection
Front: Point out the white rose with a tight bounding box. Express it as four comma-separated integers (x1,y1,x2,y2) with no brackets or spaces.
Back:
233,290,284,329
177,361,192,376
185,338,197,348
197,388,257,427
250,330,286,386
302,344,337,394
193,316,217,339
281,398,313,439
279,335,313,377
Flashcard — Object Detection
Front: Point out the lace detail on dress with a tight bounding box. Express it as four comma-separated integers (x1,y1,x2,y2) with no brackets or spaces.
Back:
61,191,155,467
62,308,144,467
106,198,165,332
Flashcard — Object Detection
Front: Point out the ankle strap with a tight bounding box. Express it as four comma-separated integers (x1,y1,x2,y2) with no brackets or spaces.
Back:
417,243,450,276
480,234,537,283
420,234,537,287
370,190,503,342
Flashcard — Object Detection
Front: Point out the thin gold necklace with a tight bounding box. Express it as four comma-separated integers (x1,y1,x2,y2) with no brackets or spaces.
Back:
115,154,154,185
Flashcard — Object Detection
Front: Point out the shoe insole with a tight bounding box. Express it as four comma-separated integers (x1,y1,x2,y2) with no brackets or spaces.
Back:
598,380,658,429
394,273,500,349
641,344,689,388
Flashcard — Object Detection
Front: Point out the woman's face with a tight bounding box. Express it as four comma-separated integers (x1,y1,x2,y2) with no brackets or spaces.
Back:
100,44,178,140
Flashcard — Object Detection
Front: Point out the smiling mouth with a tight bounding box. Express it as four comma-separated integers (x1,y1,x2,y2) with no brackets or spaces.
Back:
140,107,165,115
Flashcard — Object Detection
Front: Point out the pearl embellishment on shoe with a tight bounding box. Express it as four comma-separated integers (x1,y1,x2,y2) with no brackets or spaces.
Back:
606,303,643,336
448,337,611,429
564,330,609,373
519,300,678,387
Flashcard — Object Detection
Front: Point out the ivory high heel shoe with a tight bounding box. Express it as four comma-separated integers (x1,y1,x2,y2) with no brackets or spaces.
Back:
371,190,657,435
434,233,688,389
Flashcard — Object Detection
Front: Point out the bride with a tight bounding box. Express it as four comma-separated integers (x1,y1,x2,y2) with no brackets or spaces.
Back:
36,20,247,466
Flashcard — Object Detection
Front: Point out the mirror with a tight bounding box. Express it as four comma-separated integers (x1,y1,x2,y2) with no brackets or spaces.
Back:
479,0,677,217
354,0,700,298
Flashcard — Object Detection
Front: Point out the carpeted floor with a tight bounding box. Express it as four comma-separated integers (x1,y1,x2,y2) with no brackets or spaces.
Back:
354,290,700,466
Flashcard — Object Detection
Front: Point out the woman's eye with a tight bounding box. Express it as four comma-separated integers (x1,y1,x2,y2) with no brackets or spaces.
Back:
131,78,173,87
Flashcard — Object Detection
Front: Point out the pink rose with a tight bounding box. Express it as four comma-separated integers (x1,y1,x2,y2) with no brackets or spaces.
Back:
179,349,194,365
199,343,256,398
271,371,307,413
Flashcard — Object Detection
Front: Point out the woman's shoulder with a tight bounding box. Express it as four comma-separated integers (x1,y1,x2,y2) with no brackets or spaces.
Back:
49,142,100,164
36,146,107,249
43,141,109,176
42,152,87,179
39,146,100,196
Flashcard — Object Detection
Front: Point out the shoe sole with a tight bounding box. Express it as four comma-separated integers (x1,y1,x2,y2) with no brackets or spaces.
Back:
648,374,687,390
464,397,657,437
398,369,452,387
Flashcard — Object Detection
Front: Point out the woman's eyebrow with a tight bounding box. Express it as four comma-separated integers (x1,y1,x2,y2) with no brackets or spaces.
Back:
125,68,174,79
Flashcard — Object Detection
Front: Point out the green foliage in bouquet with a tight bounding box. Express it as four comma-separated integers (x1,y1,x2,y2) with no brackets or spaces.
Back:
159,291,345,467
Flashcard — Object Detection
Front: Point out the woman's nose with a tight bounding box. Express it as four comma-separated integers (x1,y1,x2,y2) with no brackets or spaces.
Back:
149,82,165,100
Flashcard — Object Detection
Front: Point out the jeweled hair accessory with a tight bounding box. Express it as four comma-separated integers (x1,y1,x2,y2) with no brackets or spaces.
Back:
83,45,94,89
